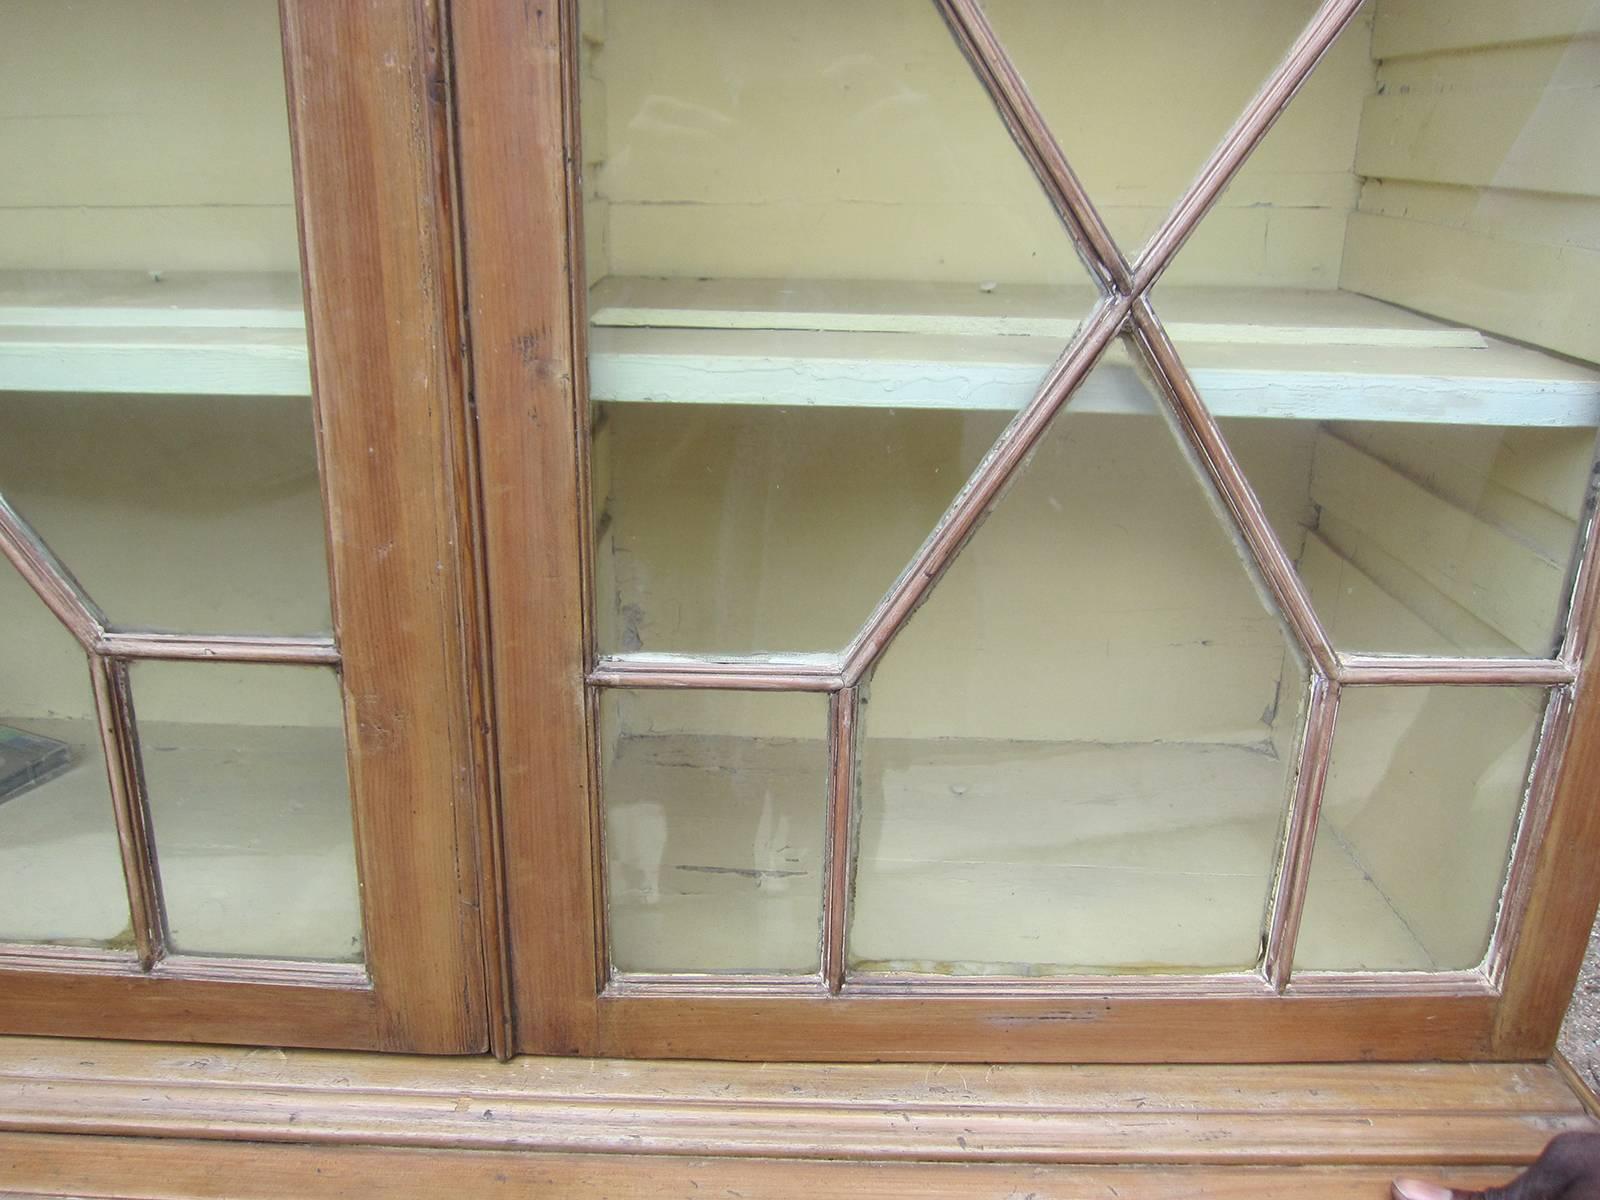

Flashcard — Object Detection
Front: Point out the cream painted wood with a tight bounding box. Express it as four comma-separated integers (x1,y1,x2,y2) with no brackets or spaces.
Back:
584,0,1375,289
1342,13,1600,367
1341,207,1600,369
1355,41,1600,200
0,390,333,650
0,1,297,273
11,267,1594,424
0,271,309,396
1301,527,1521,659
591,324,1600,424
591,278,1488,348
1308,433,1571,654
1372,0,1600,57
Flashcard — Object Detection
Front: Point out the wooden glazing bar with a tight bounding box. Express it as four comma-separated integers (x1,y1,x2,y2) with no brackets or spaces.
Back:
1337,657,1576,687
152,955,370,990
843,295,1129,681
1130,301,1337,675
1286,971,1496,999
1132,0,1369,292
822,687,860,994
562,0,606,1063
842,974,1274,999
95,631,340,666
1484,685,1575,988
1262,676,1340,993
90,657,165,971
934,0,1130,292
605,975,825,998
0,494,104,650
1560,487,1600,666
589,654,844,692
0,945,139,976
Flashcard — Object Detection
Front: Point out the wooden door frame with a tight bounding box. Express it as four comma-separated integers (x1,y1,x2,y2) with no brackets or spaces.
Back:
0,0,491,1054
457,0,1600,1062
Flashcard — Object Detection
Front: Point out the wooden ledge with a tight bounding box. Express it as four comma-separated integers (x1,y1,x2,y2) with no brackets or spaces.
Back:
0,1135,1546,1200
0,1038,1594,1168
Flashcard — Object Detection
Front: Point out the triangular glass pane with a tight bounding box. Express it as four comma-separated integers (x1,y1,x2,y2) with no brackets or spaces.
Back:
847,357,1307,976
1151,0,1600,658
580,0,1100,656
979,0,1339,269
0,558,130,948
0,396,334,638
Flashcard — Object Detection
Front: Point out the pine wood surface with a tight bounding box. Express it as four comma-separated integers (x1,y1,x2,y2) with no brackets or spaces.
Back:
0,1037,1591,1164
0,1039,1595,1197
0,1136,1541,1200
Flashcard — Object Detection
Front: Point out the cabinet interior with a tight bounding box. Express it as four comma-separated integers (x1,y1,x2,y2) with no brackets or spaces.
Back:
579,0,1599,978
0,0,1595,982
0,1,353,960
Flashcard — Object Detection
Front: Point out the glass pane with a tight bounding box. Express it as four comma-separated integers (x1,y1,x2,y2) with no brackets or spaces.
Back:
601,689,828,974
133,661,361,962
981,0,1336,271
581,0,1094,655
1149,0,1600,658
849,364,1307,976
1295,686,1545,972
0,2,331,637
0,562,131,947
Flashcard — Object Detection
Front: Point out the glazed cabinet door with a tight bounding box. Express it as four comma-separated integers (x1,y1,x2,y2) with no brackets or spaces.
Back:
459,0,1600,1060
0,1,488,1052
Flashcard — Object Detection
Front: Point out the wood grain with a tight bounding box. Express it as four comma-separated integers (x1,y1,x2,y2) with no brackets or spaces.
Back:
0,1036,1579,1112
0,0,491,1054
0,1038,1589,1165
0,973,376,1049
0,1134,1538,1200
277,0,488,1054
592,990,1506,1063
1493,592,1600,1056
451,0,601,1054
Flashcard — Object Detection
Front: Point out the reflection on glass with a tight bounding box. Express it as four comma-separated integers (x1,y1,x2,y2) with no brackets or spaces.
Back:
581,0,1092,656
1222,419,1599,659
134,661,361,962
1149,0,1600,659
850,378,1307,976
0,562,130,947
601,689,827,974
1295,686,1544,972
0,2,330,636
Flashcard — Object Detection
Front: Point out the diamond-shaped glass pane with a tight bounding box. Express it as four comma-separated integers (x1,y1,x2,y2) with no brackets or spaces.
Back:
848,360,1308,975
580,0,1099,656
0,560,130,948
1295,685,1545,972
1150,0,1600,659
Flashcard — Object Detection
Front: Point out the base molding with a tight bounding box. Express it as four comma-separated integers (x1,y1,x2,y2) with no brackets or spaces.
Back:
0,1134,1535,1200
0,1037,1595,1196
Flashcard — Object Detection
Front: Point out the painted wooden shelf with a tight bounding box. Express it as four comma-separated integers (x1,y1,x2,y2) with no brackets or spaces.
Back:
589,277,1600,427
6,271,1598,426
0,270,310,396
